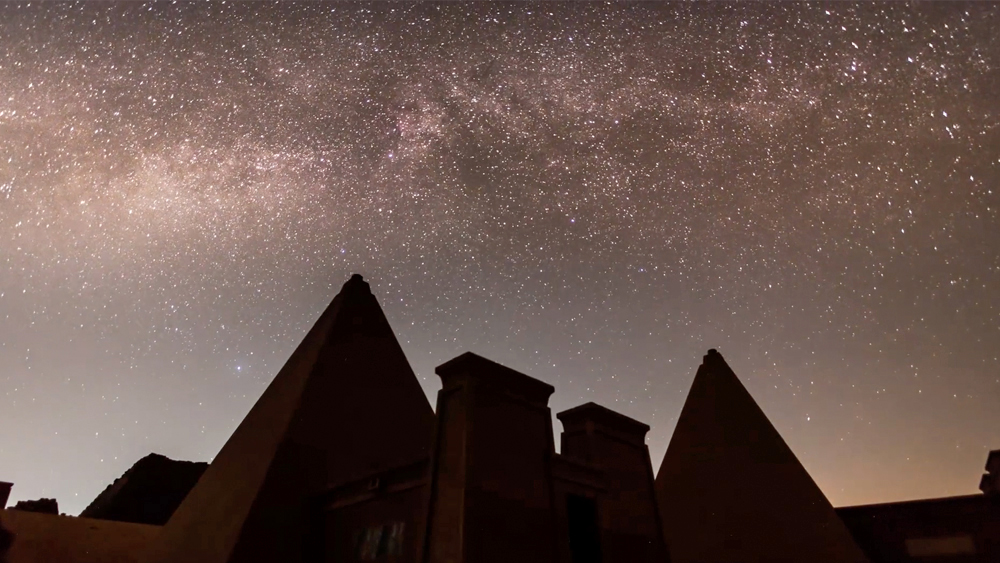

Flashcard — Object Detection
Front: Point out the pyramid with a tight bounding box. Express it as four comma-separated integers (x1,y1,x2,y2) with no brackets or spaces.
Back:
654,349,869,563
141,274,436,563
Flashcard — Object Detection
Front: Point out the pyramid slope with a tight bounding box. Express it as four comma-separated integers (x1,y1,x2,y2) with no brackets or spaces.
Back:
142,274,435,563
654,350,868,563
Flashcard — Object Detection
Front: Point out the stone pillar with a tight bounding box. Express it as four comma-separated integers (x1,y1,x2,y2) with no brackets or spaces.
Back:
423,353,560,563
558,403,670,562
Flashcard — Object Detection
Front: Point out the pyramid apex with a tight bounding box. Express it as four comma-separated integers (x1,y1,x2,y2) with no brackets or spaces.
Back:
339,273,371,296
704,348,725,364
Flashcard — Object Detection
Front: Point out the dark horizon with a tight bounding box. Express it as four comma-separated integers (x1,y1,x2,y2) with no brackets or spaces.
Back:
0,2,997,515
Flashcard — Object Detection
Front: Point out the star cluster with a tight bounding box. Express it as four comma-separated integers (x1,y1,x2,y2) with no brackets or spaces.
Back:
1,2,998,514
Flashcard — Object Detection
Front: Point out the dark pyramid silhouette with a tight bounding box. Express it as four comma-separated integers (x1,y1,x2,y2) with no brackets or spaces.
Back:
142,274,435,563
654,350,868,563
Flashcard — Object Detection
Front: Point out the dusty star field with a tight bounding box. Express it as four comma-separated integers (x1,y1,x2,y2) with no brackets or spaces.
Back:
0,2,998,514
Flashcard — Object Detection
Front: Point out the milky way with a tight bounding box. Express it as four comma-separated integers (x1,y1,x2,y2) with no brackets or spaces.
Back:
1,2,998,514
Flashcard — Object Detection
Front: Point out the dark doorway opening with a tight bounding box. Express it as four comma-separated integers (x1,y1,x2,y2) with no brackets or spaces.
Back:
566,494,603,563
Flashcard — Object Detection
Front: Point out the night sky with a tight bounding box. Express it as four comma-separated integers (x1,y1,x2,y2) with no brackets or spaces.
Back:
1,2,998,516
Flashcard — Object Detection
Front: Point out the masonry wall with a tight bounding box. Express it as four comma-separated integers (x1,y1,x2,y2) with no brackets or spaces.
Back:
0,509,158,563
837,495,1000,563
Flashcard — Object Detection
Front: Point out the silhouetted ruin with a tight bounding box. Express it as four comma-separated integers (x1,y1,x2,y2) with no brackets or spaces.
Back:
80,454,208,525
838,494,1000,561
9,499,57,515
1,274,998,563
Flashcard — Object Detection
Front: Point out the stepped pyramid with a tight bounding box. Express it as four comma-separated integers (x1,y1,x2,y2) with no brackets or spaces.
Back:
654,349,868,563
142,274,435,563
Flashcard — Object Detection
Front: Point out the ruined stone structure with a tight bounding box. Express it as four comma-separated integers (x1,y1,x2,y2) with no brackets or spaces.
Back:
838,494,1000,561
2,274,998,563
8,500,58,516
81,454,208,526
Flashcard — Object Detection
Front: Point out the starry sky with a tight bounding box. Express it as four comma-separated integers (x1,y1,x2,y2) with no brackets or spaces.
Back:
1,2,998,516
